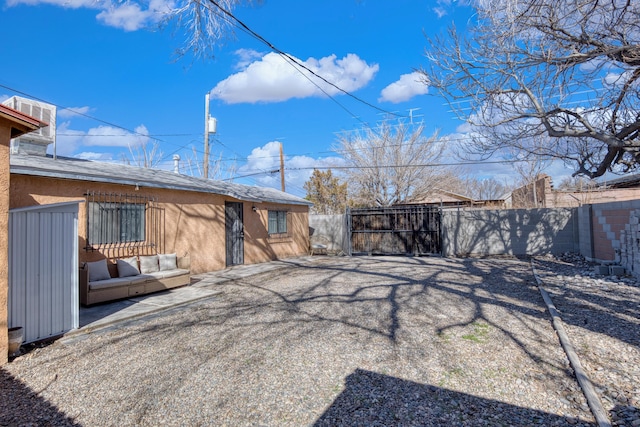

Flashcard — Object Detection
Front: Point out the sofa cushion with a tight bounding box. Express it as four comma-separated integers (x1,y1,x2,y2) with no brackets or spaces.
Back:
143,269,190,280
87,259,111,282
117,256,140,277
88,277,135,290
139,255,159,274
158,253,178,271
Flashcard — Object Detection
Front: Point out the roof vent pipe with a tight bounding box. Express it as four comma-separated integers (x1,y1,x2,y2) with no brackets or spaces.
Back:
173,154,180,174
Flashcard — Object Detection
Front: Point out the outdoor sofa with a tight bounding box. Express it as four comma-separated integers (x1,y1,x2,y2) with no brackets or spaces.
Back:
79,254,190,306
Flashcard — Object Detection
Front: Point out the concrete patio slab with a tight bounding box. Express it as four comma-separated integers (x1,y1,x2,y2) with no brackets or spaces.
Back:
65,257,315,340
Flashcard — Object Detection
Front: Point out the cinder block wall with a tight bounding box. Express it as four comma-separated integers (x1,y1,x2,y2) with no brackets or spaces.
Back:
588,200,640,268
441,208,579,257
309,214,349,254
320,202,640,278
577,205,594,260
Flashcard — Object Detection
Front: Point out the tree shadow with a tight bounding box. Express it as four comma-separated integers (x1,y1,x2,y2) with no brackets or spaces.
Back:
23,255,633,424
314,369,593,426
531,257,640,350
443,208,578,257
0,368,80,426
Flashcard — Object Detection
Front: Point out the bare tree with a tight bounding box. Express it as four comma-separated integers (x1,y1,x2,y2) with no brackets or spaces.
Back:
336,122,446,207
468,178,510,200
183,146,238,180
122,141,164,168
166,0,256,58
557,175,597,191
422,0,640,179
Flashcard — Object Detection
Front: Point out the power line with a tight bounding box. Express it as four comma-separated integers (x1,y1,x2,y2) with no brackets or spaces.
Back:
0,84,163,143
57,133,199,137
226,158,536,182
205,0,405,121
286,159,529,171
0,83,202,165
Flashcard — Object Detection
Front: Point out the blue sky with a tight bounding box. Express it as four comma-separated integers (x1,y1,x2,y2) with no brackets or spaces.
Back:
1,0,556,197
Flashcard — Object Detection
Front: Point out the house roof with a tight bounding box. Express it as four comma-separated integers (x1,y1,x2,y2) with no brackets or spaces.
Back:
10,154,312,206
404,187,507,205
407,188,475,204
597,173,640,189
0,104,48,138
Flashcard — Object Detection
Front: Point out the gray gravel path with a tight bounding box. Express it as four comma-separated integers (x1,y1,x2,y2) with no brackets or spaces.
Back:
2,256,603,426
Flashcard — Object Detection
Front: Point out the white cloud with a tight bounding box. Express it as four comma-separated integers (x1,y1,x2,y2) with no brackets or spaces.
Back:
57,106,91,119
0,94,10,103
379,72,428,103
97,3,150,31
433,0,469,18
53,121,85,156
211,52,379,104
6,0,100,7
237,141,345,195
75,151,115,161
52,122,150,157
433,7,447,18
6,0,173,32
232,48,265,70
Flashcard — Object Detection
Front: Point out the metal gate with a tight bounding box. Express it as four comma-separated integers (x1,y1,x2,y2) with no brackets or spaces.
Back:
348,205,441,256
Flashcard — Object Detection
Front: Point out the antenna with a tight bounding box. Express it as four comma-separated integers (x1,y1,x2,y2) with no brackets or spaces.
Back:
408,108,423,125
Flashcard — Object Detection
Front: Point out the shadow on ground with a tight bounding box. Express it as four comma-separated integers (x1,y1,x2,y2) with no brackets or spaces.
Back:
314,369,593,426
0,368,79,426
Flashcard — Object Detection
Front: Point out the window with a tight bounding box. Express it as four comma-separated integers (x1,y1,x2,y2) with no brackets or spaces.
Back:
268,210,288,235
88,202,145,245
85,191,159,252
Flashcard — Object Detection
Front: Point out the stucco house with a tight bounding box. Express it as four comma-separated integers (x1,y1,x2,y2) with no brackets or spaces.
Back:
0,104,47,364
10,153,312,274
405,188,506,210
2,96,312,355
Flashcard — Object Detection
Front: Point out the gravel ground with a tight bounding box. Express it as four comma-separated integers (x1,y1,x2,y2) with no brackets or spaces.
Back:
1,255,620,426
533,254,640,427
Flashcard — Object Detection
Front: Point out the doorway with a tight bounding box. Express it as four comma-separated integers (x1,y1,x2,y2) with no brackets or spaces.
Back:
225,202,244,266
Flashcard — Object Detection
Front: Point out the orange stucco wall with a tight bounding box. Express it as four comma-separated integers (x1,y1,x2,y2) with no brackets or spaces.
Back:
0,121,11,364
10,174,309,274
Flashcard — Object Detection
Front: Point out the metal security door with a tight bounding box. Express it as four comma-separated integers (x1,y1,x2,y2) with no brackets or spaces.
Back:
225,202,244,266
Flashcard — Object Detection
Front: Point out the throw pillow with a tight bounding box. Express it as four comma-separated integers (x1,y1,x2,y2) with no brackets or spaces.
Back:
87,259,111,282
158,253,178,271
139,255,159,274
117,256,140,277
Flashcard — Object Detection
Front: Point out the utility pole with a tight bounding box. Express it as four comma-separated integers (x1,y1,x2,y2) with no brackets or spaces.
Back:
203,94,217,179
279,142,285,192
203,93,210,179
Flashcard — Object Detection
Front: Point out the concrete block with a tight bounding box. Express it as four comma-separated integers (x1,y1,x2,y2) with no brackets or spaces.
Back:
610,265,625,276
594,265,610,275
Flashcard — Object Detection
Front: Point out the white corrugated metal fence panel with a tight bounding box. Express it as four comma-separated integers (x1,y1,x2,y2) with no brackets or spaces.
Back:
8,202,79,343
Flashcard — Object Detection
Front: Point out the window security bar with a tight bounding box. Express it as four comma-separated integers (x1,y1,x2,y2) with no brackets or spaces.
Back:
85,191,162,258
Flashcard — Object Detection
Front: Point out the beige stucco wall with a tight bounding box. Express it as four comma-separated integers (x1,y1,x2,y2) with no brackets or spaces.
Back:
547,188,640,208
0,121,11,364
10,174,309,274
